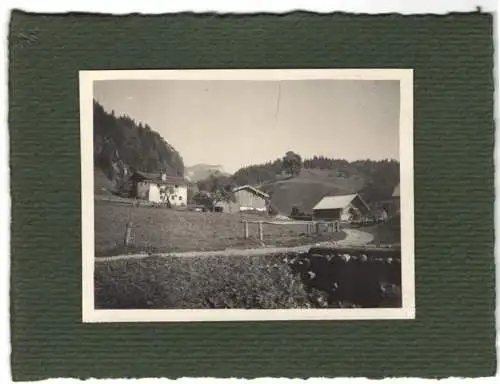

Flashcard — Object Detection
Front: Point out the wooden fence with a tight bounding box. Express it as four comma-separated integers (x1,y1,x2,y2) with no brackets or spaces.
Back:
241,220,340,241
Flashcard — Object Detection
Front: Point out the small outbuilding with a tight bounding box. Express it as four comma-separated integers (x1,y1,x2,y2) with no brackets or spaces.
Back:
312,193,371,222
391,183,401,216
392,183,400,198
213,200,241,213
232,185,270,212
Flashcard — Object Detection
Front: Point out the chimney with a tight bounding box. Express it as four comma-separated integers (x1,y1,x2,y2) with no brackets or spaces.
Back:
160,169,167,182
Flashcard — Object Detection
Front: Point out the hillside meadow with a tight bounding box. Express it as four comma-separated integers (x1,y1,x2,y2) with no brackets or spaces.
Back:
94,200,346,256
261,168,365,216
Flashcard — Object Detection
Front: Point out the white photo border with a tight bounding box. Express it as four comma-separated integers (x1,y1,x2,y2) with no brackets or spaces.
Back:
80,68,415,323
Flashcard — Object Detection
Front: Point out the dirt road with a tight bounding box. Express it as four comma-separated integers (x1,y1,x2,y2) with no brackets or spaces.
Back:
336,228,374,247
95,228,374,263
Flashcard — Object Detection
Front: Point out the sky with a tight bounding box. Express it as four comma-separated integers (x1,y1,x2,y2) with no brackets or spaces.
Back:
93,79,400,174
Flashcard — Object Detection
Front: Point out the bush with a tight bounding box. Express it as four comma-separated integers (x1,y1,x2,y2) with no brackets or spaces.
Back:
291,206,301,217
95,255,310,309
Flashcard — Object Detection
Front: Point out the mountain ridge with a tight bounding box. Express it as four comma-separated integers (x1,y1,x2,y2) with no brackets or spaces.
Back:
185,164,230,182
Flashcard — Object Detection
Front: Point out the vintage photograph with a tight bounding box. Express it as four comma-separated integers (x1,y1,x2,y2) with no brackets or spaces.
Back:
80,69,414,322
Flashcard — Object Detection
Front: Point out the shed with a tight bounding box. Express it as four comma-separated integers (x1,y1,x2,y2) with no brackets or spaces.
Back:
232,185,270,212
312,193,371,222
392,183,400,198
213,200,241,213
390,183,401,216
377,183,401,218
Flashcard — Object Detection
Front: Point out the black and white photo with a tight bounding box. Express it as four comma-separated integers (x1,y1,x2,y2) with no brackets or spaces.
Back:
80,69,414,322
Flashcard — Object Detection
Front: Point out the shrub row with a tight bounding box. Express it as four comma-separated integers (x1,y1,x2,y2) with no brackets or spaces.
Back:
95,254,310,309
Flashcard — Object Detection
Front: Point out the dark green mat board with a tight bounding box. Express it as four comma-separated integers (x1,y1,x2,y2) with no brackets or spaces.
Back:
9,10,495,380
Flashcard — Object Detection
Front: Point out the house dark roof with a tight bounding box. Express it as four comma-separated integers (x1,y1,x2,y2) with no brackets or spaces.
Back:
313,193,371,212
132,171,189,186
232,185,270,199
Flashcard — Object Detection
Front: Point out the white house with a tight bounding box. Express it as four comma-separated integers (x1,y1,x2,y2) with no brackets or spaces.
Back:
130,171,189,206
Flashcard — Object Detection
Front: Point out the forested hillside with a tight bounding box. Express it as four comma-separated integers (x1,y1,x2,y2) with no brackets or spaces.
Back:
94,100,184,194
232,158,285,186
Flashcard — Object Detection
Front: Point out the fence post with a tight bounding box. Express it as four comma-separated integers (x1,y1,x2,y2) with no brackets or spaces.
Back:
243,221,249,239
124,221,132,247
258,221,264,241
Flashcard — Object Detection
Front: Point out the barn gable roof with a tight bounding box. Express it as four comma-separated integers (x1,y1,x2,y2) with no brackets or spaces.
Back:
312,193,370,212
232,185,270,199
392,183,400,197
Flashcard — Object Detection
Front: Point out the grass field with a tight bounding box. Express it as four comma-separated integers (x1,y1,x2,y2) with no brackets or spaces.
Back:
260,169,364,215
95,200,346,256
95,248,401,309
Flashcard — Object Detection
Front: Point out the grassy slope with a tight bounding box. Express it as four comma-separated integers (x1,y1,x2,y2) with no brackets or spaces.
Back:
260,169,365,215
94,167,116,196
95,200,346,256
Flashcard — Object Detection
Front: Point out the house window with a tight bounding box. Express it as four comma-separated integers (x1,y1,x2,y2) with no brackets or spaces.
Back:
179,196,182,201
175,185,179,188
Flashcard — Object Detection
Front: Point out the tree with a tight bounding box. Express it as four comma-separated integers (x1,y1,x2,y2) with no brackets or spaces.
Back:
282,151,302,176
192,191,213,210
159,186,174,208
211,177,236,208
268,203,278,216
193,175,236,211
290,206,301,217
359,159,400,205
198,175,235,201
93,99,185,184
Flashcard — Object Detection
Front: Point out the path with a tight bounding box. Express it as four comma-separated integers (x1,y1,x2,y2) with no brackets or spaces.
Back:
95,228,375,263
336,228,374,247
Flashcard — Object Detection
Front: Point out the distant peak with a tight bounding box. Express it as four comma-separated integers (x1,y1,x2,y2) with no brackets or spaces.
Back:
184,164,230,182
187,163,224,169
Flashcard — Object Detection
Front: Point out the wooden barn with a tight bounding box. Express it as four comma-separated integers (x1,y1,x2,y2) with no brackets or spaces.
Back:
380,183,401,218
312,193,371,222
392,183,400,198
390,183,401,216
232,185,270,212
